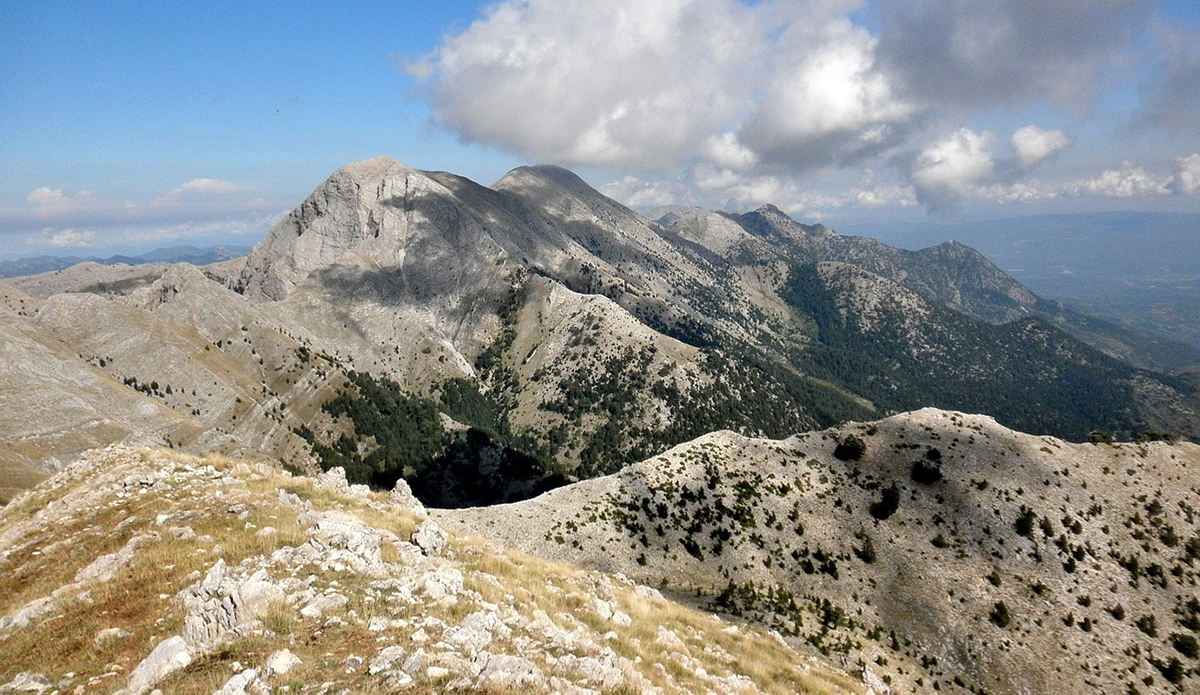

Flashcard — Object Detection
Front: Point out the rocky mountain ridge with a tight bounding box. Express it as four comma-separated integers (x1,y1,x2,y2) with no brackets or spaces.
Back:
440,408,1200,694
0,445,861,694
1,155,1196,508
3,156,1199,694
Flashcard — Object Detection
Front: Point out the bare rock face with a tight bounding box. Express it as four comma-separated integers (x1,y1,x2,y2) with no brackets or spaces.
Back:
238,157,521,306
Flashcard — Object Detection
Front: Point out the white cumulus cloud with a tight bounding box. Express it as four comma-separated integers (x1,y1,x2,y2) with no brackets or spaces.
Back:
852,184,916,208
25,188,97,219
741,18,915,169
151,178,241,208
406,0,1184,217
910,129,997,210
702,133,759,172
1170,153,1200,194
413,0,760,170
1010,126,1071,170
1067,161,1170,197
599,175,683,210
35,227,96,248
179,178,240,194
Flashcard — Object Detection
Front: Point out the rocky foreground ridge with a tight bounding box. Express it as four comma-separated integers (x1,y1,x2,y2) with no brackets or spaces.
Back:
0,445,861,695
441,409,1200,694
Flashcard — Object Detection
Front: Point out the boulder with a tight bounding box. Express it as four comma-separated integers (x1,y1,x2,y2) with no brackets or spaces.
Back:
117,635,192,695
264,649,302,677
411,520,448,556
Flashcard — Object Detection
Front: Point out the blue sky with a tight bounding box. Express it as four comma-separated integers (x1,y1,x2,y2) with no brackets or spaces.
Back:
2,0,1199,258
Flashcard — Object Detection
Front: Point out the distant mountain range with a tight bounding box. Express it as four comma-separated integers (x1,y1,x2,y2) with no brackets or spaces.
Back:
2,155,1196,504
0,245,253,279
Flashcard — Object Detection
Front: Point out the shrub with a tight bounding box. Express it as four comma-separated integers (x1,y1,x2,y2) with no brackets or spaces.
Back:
833,435,866,461
990,601,1011,628
1152,657,1184,684
910,460,943,484
1171,633,1199,659
1014,507,1037,537
869,484,900,520
854,533,877,564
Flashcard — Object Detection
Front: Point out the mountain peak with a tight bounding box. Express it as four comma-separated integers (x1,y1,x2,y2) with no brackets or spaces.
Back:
754,203,788,218
492,164,601,202
333,155,408,179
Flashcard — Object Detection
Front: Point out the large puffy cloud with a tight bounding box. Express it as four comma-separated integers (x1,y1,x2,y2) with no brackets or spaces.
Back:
1010,126,1071,170
413,0,910,172
909,128,997,210
414,0,1184,217
739,18,915,170
877,0,1153,108
413,0,762,169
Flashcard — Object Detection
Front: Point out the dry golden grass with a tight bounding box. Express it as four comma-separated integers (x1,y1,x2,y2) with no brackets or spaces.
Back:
0,447,861,694
455,537,862,694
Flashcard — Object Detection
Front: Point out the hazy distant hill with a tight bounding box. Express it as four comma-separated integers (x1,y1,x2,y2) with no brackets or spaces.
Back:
0,245,252,279
856,212,1200,353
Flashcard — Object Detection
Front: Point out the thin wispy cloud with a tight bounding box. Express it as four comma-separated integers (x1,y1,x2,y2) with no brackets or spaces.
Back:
5,178,281,256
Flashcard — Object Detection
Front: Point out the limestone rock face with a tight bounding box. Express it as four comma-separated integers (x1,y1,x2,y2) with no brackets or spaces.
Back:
239,156,553,308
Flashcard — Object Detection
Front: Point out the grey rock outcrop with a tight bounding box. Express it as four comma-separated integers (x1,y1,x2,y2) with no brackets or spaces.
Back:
410,519,448,556
0,672,52,693
388,478,425,515
118,636,192,695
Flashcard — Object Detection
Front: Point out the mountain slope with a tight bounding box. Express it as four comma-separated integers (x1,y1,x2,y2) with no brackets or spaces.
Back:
714,205,1197,372
2,155,1196,507
0,282,197,502
440,408,1200,695
0,445,861,694
783,262,1198,441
